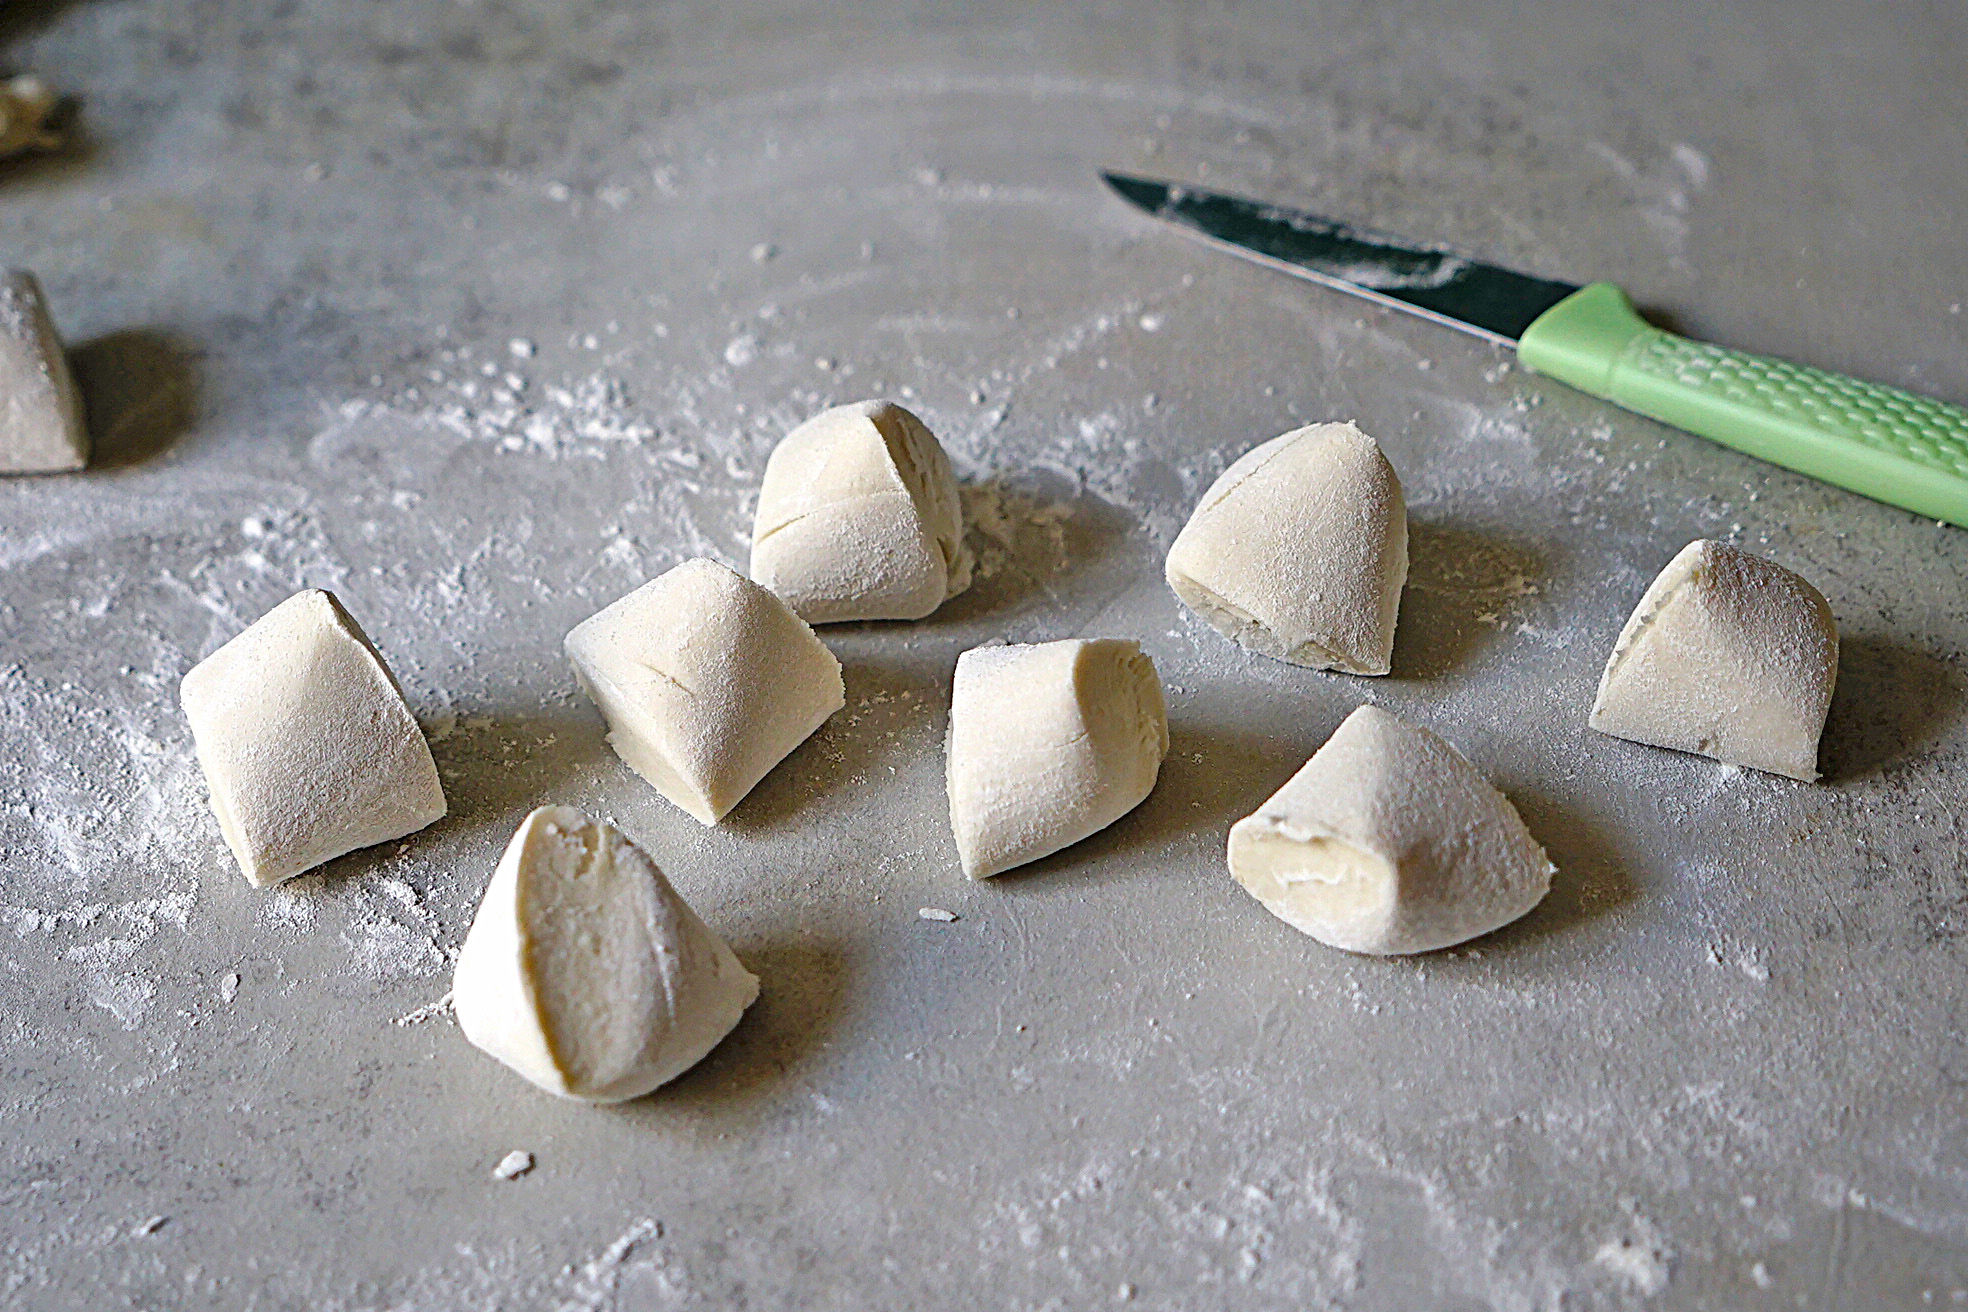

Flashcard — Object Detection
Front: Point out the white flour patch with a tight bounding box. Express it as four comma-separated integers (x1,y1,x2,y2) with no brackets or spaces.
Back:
340,877,448,983
5,883,195,1031
552,1218,683,1312
1594,1223,1674,1296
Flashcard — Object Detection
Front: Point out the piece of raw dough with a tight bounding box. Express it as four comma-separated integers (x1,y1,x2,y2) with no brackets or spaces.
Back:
1227,705,1552,955
453,805,759,1103
750,400,971,623
0,270,89,474
0,78,58,158
566,557,845,824
179,589,447,887
1165,421,1407,675
1590,539,1837,781
946,639,1169,878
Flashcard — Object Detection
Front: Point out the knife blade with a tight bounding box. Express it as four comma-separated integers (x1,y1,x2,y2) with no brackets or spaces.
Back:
1101,170,1968,528
1100,171,1578,345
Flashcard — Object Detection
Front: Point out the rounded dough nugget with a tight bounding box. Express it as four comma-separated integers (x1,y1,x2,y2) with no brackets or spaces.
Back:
946,639,1169,878
1228,705,1552,955
566,559,845,824
1590,539,1837,781
1165,421,1407,675
179,589,446,887
750,400,971,623
453,806,759,1103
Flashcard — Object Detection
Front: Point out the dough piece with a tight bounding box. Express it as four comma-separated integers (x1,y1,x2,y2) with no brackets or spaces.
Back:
750,399,971,623
1165,421,1407,675
0,270,89,474
453,806,759,1103
0,77,58,158
1590,539,1837,781
179,589,446,887
565,558,845,824
1228,705,1552,955
946,639,1169,878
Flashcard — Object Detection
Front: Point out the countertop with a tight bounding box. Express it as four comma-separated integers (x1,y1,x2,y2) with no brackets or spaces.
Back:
3,2,1967,1307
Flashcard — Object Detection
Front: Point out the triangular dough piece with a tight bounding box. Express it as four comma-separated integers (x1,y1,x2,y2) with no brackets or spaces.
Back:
1165,422,1407,675
0,78,59,157
946,639,1168,878
0,270,89,474
179,589,446,886
1228,705,1552,955
1589,539,1837,781
566,558,845,824
453,806,759,1102
750,400,971,623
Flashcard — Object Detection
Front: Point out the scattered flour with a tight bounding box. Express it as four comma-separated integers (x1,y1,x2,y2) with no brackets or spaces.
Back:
552,1219,681,1312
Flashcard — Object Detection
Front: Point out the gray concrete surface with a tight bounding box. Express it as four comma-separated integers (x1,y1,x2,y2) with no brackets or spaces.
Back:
3,1,1967,1307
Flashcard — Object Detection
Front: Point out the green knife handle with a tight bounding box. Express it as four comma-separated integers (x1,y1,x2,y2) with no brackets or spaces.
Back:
1517,282,1968,527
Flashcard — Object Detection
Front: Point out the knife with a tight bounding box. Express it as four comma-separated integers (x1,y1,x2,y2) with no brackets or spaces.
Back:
1101,171,1968,529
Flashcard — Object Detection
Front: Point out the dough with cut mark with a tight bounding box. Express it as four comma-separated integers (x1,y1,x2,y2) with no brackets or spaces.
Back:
1228,705,1552,954
179,589,446,886
0,270,88,474
566,558,845,824
1590,539,1837,781
453,806,758,1103
1165,421,1407,675
750,400,971,623
946,638,1168,878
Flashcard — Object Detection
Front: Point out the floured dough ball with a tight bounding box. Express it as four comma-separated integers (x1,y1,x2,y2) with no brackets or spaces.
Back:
0,270,89,474
566,558,845,824
946,639,1168,878
453,806,759,1102
1590,539,1837,781
1228,705,1552,955
179,589,447,887
750,400,971,623
0,77,58,159
1165,421,1407,675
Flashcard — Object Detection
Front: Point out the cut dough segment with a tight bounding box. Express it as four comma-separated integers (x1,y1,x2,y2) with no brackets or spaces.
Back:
565,558,845,824
0,78,59,158
453,806,758,1102
750,399,971,623
1590,539,1837,781
0,270,88,474
179,589,446,886
1228,705,1552,954
1165,421,1407,674
946,639,1168,878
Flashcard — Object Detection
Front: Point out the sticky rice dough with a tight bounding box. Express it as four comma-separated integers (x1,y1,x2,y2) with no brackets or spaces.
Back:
1228,705,1552,955
1165,421,1407,675
1590,539,1837,781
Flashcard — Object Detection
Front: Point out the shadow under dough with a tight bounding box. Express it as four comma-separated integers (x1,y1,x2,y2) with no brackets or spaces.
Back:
70,328,199,467
622,936,852,1114
1467,779,1639,954
935,472,1137,628
1821,634,1963,781
428,704,616,828
1393,520,1551,680
986,719,1304,887
720,656,948,834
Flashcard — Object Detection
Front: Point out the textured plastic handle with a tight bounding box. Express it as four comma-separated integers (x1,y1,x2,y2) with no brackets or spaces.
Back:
1517,282,1968,528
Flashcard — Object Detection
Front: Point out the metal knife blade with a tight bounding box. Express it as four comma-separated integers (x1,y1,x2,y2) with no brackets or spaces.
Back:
1100,171,1578,346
